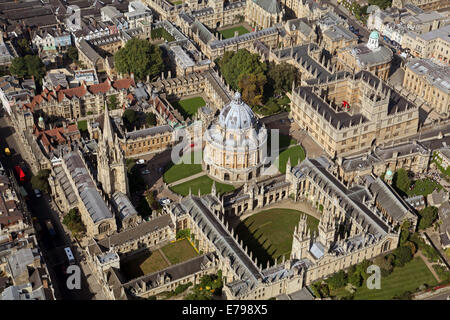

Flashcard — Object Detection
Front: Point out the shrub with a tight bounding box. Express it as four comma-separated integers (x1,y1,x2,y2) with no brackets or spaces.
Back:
326,270,347,290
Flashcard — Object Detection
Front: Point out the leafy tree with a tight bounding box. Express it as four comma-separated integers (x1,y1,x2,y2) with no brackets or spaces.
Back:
146,189,161,211
238,72,266,106
418,206,438,230
63,208,86,236
368,0,392,10
31,169,51,193
399,220,411,245
348,270,363,287
122,109,137,130
267,62,298,95
10,57,27,78
10,55,45,82
108,95,118,110
374,254,394,277
393,246,413,267
67,46,79,62
146,112,157,127
114,38,164,80
326,270,347,289
218,49,267,91
17,38,32,55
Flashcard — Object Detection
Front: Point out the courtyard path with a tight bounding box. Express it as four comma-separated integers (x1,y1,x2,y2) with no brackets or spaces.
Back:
158,248,172,266
166,171,207,187
417,251,441,283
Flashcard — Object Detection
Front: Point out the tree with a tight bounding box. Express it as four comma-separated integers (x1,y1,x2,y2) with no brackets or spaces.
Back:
218,49,267,91
67,46,79,62
10,55,45,82
348,270,363,287
31,169,51,193
374,254,394,277
267,62,298,95
62,208,86,236
122,109,136,130
9,57,27,78
393,246,413,267
368,0,392,10
238,72,266,106
326,270,347,289
114,38,164,80
399,220,411,245
418,206,438,230
17,38,32,55
146,112,157,127
108,95,118,110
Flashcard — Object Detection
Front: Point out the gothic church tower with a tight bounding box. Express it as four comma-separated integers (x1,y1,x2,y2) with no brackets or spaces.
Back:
97,105,129,196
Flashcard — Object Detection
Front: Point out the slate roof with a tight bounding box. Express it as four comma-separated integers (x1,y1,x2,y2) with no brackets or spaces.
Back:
253,0,282,14
97,214,173,249
63,151,113,223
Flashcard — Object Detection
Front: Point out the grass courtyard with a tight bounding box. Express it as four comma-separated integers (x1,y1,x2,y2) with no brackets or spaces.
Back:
172,96,206,118
408,178,443,197
235,209,319,265
161,239,199,265
219,26,250,39
163,151,203,184
77,120,88,132
120,239,199,280
170,175,235,196
277,145,306,174
353,258,437,300
121,250,169,280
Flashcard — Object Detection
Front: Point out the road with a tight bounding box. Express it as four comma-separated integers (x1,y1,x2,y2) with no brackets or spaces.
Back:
0,114,100,300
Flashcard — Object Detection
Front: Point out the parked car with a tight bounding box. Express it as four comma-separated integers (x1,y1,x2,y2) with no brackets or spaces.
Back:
136,159,145,165
34,189,42,198
159,198,171,205
141,169,150,175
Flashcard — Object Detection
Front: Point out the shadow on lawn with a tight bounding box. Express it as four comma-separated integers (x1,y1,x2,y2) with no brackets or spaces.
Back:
235,221,278,266
120,249,154,280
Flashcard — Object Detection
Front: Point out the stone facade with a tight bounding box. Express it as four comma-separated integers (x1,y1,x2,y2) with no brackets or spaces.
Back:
290,71,419,158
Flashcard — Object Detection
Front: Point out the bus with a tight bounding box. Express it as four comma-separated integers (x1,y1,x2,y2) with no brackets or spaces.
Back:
64,247,75,265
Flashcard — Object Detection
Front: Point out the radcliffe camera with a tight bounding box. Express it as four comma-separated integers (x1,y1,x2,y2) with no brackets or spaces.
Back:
0,0,449,309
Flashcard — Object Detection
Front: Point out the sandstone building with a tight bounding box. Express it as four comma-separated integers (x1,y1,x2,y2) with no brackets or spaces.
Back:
290,71,419,158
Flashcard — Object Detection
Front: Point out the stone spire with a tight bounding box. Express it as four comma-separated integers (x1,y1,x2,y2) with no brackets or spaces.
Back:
103,102,114,145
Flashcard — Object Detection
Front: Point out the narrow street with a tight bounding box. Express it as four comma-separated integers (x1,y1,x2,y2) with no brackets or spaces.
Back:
0,114,104,300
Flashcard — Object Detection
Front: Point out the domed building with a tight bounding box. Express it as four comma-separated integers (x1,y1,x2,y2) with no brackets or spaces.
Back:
203,92,268,183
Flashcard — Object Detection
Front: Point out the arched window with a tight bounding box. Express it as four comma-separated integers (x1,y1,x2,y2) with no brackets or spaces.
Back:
382,240,391,252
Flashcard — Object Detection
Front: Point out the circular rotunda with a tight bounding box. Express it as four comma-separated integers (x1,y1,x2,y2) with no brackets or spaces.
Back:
203,92,268,183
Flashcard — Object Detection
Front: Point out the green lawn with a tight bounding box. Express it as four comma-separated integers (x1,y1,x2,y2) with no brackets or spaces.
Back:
353,258,437,300
277,146,306,174
120,250,169,280
77,120,87,132
235,209,319,265
163,151,203,184
172,96,206,118
170,175,235,196
408,178,443,197
219,26,250,39
161,239,199,265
